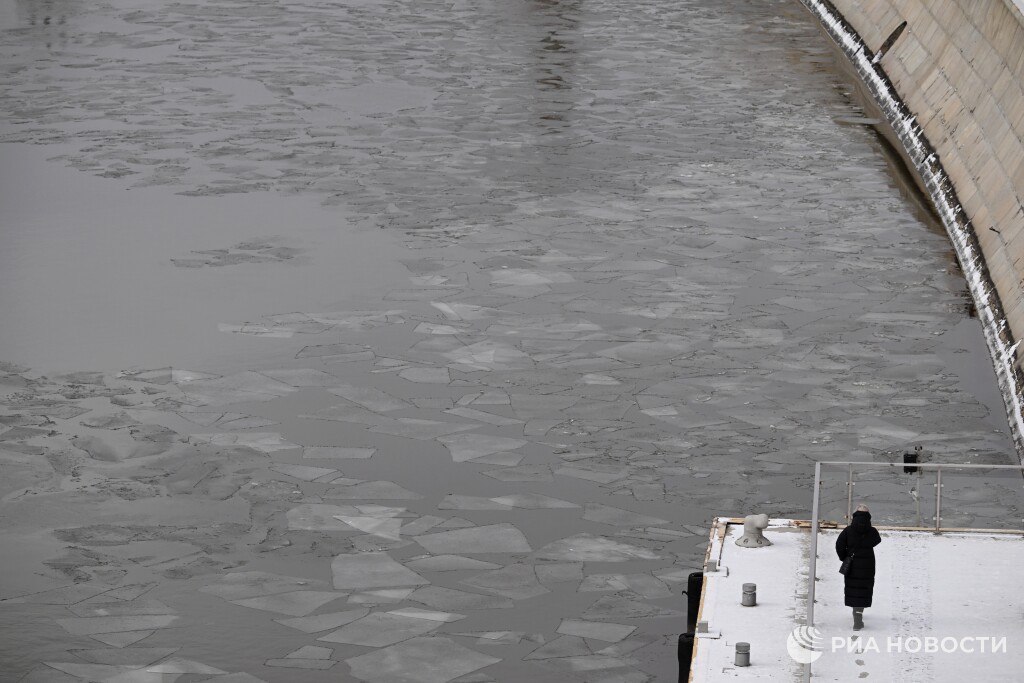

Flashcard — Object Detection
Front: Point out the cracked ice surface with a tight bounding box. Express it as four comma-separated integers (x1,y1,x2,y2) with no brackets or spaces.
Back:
0,0,1021,680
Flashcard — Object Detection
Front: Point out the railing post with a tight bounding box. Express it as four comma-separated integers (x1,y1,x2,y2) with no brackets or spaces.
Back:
934,467,943,533
846,464,854,521
807,462,822,628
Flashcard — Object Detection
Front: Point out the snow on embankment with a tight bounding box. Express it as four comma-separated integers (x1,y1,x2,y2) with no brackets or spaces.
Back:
799,0,1024,462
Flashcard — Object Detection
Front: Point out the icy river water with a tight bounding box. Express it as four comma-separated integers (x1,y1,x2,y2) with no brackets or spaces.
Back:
0,0,1018,680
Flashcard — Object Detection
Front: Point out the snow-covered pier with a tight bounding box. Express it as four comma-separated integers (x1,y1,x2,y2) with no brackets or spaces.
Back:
687,462,1024,682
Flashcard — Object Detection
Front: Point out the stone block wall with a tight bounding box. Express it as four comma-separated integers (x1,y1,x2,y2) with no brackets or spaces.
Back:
828,0,1024,360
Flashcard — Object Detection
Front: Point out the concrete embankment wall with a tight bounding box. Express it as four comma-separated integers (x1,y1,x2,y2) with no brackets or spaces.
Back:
828,0,1024,335
800,0,1024,459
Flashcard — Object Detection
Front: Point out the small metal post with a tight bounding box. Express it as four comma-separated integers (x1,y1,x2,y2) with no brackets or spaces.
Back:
934,468,943,533
741,583,757,607
735,642,750,667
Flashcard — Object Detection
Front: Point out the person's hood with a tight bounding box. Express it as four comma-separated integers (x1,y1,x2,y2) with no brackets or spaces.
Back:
851,510,872,527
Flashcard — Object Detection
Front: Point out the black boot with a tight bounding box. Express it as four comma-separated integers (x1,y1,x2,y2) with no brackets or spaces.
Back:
853,609,864,631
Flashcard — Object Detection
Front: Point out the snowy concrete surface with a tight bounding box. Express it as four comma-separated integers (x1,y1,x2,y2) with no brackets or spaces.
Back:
691,520,1024,682
689,520,809,681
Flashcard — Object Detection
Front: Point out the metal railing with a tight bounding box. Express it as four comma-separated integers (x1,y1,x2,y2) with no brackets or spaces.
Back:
804,460,1024,680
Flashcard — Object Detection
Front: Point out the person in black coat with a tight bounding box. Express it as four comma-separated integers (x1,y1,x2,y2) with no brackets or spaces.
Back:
836,504,881,630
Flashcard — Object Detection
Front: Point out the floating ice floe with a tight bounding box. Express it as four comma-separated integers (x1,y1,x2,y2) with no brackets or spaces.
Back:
296,342,374,360
537,653,640,673
453,631,531,645
333,515,403,540
176,372,296,406
555,459,631,483
414,524,532,554
257,368,338,386
490,269,574,287
348,588,415,604
405,555,501,572
301,403,391,425
263,312,334,332
79,412,140,430
468,391,511,405
200,571,327,600
218,323,294,338
38,662,153,681
207,674,269,683
557,618,634,643
271,464,339,482
582,504,669,527
388,607,466,623
525,635,591,660
524,419,562,436
303,446,376,459
56,615,179,636
484,317,601,340
431,302,502,320
534,535,659,562
289,646,333,660
443,406,523,426
461,564,549,600
480,465,553,482
488,493,578,509
508,394,577,418
399,367,451,384
266,655,336,669
317,610,443,647
305,310,406,330
588,259,667,272
536,563,583,584
89,632,158,648
439,495,513,511
189,432,298,453
326,480,423,500
369,419,477,440
331,552,428,590
596,341,690,363
581,596,682,619
578,574,671,598
444,341,533,371
616,527,691,543
413,322,466,335
579,374,621,386
176,411,278,429
436,433,528,463
120,368,219,385
408,586,513,611
147,657,227,674
288,504,364,531
71,434,168,462
275,608,370,633
66,647,178,666
328,384,411,412
397,515,445,536
231,590,346,616
345,636,500,683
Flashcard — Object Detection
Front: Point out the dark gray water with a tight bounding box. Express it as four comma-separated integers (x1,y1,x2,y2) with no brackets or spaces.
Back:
0,0,1017,680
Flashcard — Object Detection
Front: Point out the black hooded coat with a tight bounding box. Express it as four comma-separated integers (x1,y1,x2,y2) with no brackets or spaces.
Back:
836,510,882,608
